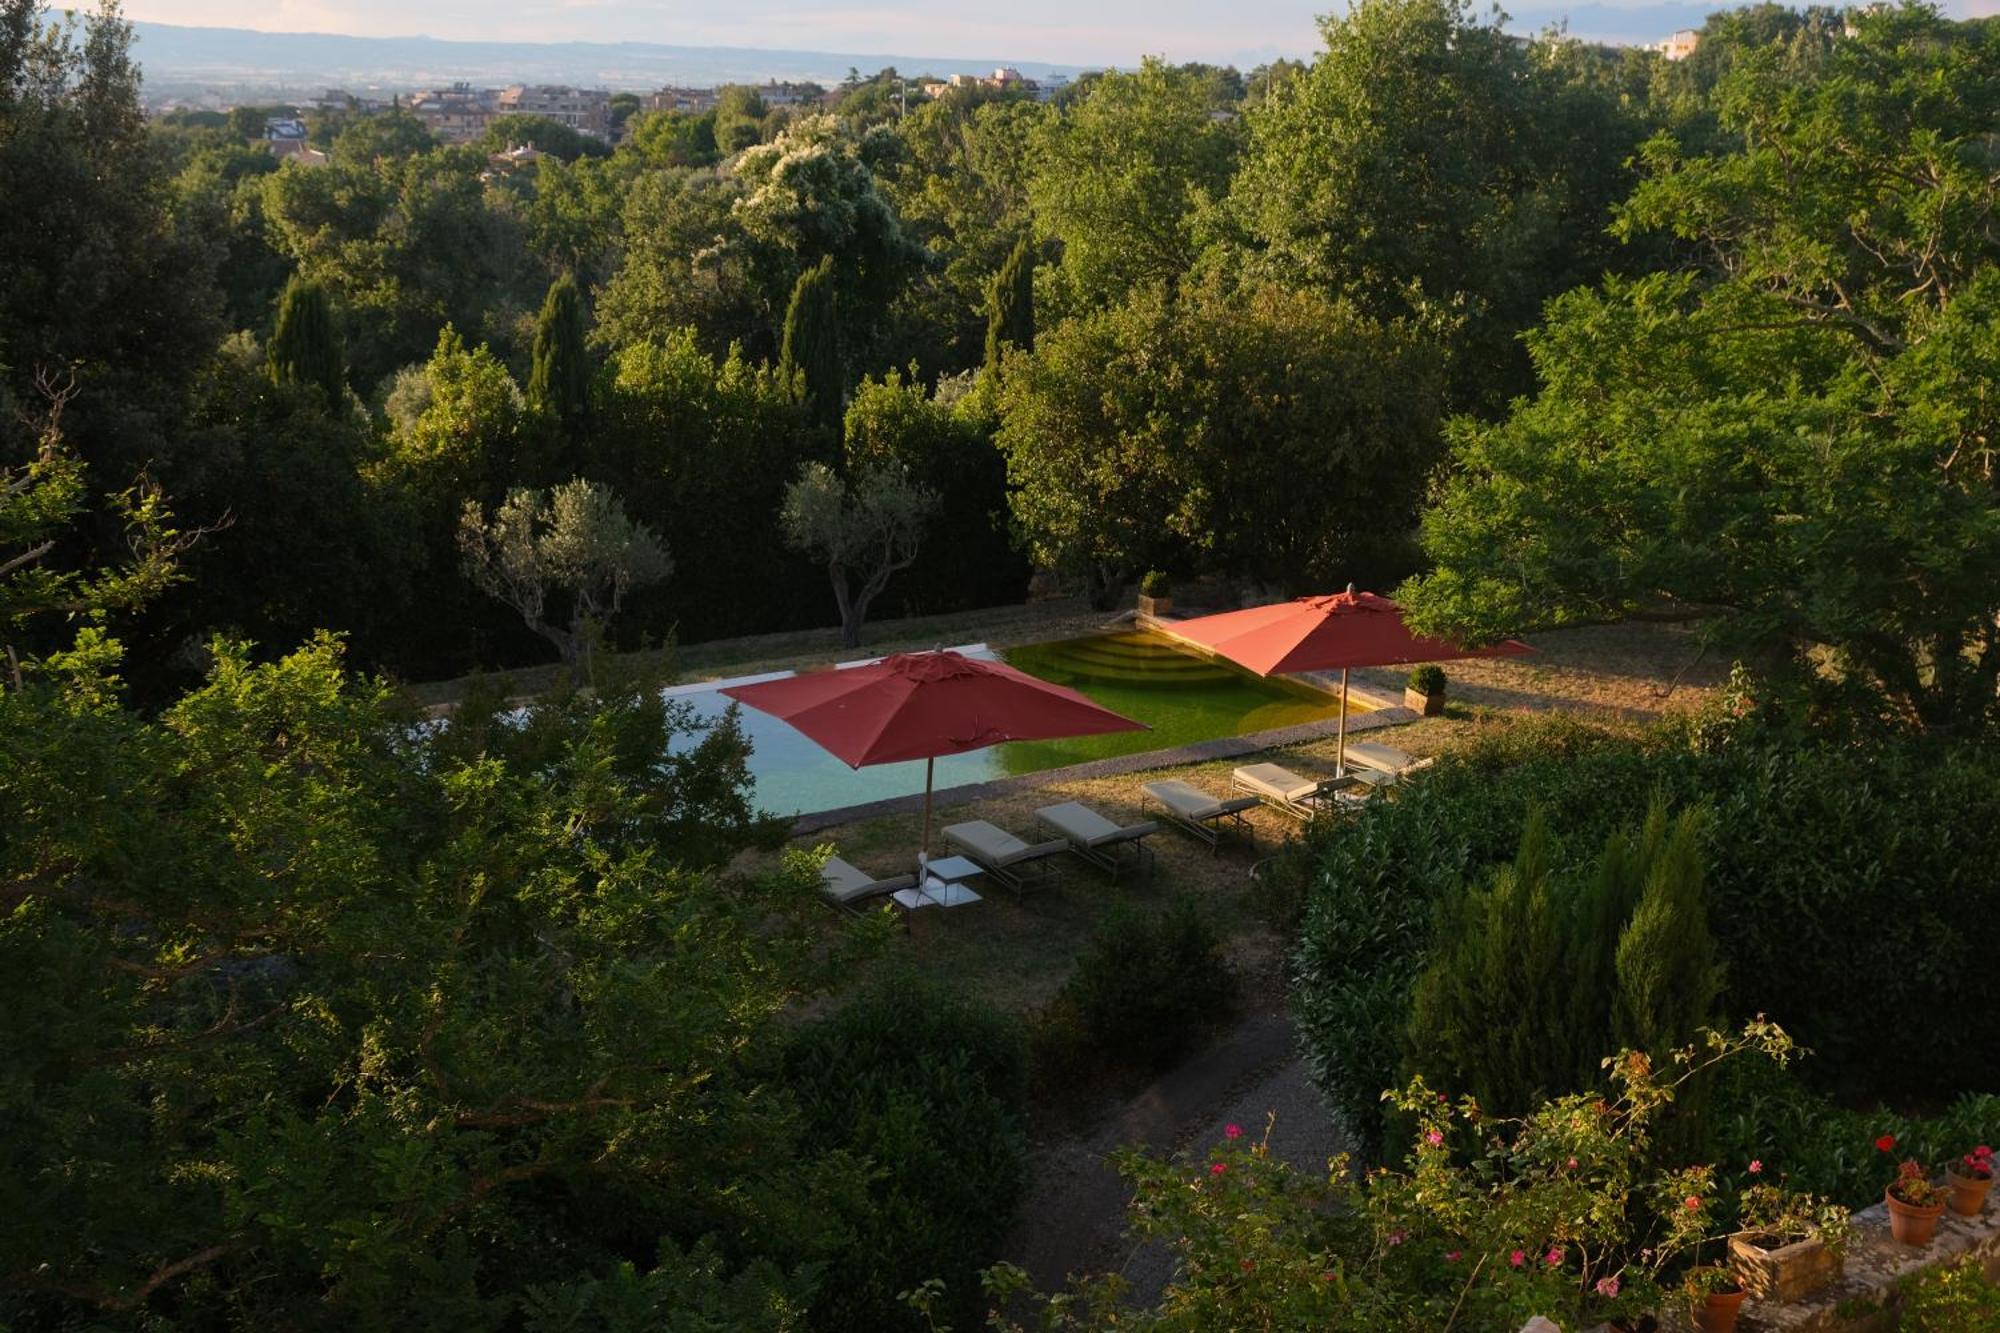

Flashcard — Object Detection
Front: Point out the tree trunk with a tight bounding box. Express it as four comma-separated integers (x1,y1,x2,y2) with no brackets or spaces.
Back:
1084,561,1121,612
829,565,861,650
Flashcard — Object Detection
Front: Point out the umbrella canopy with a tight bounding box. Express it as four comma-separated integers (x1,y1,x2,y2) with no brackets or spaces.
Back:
1167,588,1530,775
721,649,1146,880
720,649,1145,767
1167,588,1532,677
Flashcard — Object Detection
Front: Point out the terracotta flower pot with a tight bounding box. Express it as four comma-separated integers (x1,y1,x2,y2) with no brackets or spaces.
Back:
1695,1286,1747,1333
1403,686,1445,716
1885,1185,1947,1245
1946,1169,1994,1217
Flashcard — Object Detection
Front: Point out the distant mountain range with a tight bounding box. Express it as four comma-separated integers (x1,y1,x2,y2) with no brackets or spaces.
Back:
129,5,1748,103
130,21,1088,99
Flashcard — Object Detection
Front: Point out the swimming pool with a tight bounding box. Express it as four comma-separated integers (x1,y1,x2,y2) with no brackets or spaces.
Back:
670,629,1359,817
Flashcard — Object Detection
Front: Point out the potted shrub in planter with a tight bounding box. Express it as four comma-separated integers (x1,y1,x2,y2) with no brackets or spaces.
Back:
1947,1145,1994,1216
1729,1182,1850,1303
1137,571,1172,619
1885,1159,1948,1246
1684,1265,1748,1333
1405,663,1447,716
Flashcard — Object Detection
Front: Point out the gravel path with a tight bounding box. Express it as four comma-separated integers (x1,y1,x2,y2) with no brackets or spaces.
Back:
1002,1007,1354,1306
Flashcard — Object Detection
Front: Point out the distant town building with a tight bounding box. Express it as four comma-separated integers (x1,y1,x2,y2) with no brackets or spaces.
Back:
408,83,496,142
920,68,1069,102
755,80,822,107
1655,28,1701,60
495,84,612,138
485,143,546,173
646,85,719,114
264,115,308,142
310,88,391,114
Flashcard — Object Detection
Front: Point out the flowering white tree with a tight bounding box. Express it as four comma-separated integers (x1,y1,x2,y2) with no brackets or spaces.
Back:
458,479,671,683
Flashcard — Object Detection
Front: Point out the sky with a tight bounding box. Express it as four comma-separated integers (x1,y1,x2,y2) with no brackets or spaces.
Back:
117,0,1993,67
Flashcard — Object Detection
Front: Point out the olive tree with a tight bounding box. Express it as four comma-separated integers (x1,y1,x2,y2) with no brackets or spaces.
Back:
780,462,936,648
458,478,670,682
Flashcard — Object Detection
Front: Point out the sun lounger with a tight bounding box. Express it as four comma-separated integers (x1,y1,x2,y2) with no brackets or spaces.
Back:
1035,801,1159,881
1231,762,1363,821
941,820,1068,893
819,855,916,914
1340,741,1436,779
1140,779,1261,851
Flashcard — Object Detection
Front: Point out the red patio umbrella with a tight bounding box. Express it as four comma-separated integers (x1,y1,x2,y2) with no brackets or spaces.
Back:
1166,586,1531,773
720,648,1145,870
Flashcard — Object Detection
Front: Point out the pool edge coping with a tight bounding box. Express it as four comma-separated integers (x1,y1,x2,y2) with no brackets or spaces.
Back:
786,704,1424,836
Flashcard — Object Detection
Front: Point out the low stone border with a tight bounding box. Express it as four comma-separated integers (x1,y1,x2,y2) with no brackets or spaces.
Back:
1564,1197,2000,1333
787,705,1422,836
1734,1197,2000,1331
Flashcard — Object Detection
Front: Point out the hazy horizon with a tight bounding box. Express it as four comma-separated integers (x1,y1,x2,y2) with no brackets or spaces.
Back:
120,0,1994,70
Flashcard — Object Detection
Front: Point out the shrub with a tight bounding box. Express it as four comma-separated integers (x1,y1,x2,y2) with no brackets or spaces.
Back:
1139,569,1170,597
1408,663,1446,694
1031,896,1239,1091
787,974,1029,1331
1904,1262,2000,1332
1406,800,1721,1135
1711,1058,2000,1211
1292,718,2000,1154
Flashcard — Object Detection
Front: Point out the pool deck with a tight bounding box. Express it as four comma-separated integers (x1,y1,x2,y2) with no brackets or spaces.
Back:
789,699,1421,835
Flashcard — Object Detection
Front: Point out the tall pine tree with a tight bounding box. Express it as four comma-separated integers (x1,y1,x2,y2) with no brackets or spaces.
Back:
527,273,592,436
267,275,344,409
779,257,844,435
983,234,1036,371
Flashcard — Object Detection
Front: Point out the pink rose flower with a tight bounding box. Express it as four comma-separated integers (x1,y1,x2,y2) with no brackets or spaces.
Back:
1748,1159,1763,1174
1224,1123,1242,1141
1210,1162,1227,1176
1445,1250,1461,1263
1596,1275,1621,1298
1425,1130,1444,1147
1545,1247,1563,1268
1509,1249,1525,1268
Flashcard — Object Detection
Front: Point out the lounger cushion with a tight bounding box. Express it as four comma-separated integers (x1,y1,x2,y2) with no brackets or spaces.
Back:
1343,741,1419,774
942,820,1066,867
1143,780,1259,822
1037,801,1159,848
1233,763,1327,804
820,855,911,905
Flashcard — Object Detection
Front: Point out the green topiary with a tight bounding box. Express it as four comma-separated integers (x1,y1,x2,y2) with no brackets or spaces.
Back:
1031,895,1238,1093
1139,570,1171,597
1408,663,1446,694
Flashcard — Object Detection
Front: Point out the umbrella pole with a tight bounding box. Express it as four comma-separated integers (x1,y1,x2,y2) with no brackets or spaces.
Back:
920,756,934,876
1336,667,1350,776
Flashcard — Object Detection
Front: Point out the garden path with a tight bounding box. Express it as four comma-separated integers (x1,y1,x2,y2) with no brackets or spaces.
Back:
1002,1005,1354,1308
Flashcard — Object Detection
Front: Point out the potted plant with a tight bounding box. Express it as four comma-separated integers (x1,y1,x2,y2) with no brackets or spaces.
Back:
1406,663,1447,716
1684,1264,1748,1333
1137,571,1172,618
1729,1182,1849,1303
1946,1145,1994,1217
1885,1158,1948,1246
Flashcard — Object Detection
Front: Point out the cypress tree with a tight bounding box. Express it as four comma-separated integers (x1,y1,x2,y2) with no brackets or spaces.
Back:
267,276,344,409
983,234,1036,371
1612,800,1724,1057
779,256,844,435
527,273,592,435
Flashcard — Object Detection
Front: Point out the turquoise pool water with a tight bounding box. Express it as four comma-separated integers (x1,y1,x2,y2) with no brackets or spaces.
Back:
671,629,1355,817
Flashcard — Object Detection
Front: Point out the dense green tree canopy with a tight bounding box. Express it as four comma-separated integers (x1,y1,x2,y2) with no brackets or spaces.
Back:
994,275,1447,602
1228,0,1646,409
1028,58,1240,313
1401,6,2000,732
